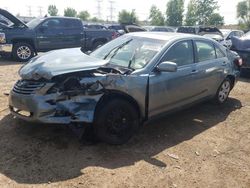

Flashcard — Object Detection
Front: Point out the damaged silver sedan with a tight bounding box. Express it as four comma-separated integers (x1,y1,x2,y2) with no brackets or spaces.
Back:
9,32,240,144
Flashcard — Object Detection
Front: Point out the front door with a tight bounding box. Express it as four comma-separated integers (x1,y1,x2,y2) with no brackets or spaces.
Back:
148,40,201,118
36,18,65,51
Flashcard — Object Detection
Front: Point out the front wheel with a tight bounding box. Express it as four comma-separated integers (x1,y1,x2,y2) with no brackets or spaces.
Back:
94,99,139,145
12,42,34,62
215,78,231,104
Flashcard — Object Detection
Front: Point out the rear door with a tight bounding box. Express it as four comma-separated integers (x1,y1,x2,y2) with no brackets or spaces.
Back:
62,19,85,48
193,40,228,96
148,40,201,117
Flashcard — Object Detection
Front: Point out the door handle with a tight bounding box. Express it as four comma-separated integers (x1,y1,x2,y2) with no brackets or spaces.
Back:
190,70,198,75
58,32,64,35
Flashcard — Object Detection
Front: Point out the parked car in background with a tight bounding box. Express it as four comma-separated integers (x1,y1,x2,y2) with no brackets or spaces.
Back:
106,24,123,31
231,31,250,72
202,33,224,43
177,26,225,44
83,23,108,30
9,32,240,144
143,26,175,32
106,23,146,35
177,26,223,37
220,29,244,48
83,23,119,40
0,8,117,62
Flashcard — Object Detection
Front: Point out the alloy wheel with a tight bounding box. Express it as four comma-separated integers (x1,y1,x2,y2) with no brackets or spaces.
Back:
17,46,32,60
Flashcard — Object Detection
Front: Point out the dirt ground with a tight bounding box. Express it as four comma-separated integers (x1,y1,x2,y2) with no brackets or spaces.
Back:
0,57,249,188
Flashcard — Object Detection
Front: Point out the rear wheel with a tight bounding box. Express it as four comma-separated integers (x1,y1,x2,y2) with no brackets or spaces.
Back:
94,99,139,145
12,42,34,62
215,78,231,104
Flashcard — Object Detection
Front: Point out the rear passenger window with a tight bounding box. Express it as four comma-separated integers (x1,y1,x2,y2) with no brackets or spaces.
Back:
196,41,216,62
64,19,81,28
215,46,225,58
162,40,194,66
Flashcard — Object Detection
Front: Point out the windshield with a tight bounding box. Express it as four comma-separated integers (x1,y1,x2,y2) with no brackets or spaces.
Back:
90,35,166,70
26,18,44,28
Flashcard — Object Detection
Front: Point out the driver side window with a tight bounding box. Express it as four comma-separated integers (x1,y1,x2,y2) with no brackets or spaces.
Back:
42,19,64,29
161,40,194,66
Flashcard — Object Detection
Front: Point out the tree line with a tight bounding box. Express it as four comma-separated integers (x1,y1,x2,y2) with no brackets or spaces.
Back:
237,0,250,30
47,0,250,29
47,1,223,26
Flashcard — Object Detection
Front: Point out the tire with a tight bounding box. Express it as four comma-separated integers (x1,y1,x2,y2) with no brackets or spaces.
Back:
92,40,105,50
94,99,139,145
215,78,231,104
12,42,34,62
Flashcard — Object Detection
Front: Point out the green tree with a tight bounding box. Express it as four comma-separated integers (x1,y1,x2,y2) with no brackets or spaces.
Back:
207,13,224,26
195,0,219,25
237,0,250,29
64,7,77,17
77,10,90,21
149,5,165,26
166,0,184,26
90,17,99,22
185,0,197,25
48,5,58,16
118,9,138,24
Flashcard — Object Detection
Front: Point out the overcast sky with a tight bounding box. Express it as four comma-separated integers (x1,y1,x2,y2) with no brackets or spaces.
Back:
0,0,241,24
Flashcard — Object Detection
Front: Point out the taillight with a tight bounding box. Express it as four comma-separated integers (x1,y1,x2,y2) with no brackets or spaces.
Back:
234,58,243,67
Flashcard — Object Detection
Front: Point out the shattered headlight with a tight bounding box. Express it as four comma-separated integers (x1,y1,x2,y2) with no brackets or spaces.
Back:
47,77,104,95
0,33,6,43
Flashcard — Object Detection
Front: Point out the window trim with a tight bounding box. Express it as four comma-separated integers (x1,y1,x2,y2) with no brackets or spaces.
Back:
214,44,226,59
155,39,195,69
194,39,217,63
40,18,65,29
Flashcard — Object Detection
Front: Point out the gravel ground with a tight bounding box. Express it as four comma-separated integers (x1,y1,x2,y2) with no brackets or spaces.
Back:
0,57,250,188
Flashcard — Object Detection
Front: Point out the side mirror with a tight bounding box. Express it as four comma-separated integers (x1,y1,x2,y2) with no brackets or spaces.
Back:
156,61,177,72
227,36,231,40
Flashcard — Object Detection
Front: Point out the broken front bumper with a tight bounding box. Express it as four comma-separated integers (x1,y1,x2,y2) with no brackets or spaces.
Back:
9,87,103,124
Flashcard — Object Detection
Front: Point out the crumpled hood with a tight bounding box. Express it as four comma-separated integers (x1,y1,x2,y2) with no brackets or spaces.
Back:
19,48,108,80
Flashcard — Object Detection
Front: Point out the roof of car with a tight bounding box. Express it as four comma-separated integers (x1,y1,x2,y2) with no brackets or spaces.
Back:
46,16,81,20
127,31,210,41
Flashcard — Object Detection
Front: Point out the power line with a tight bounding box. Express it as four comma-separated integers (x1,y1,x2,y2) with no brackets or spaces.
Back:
27,6,32,17
96,0,103,20
108,0,115,22
37,6,43,17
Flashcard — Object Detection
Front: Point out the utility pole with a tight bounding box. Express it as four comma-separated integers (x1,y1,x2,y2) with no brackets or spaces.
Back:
27,6,32,17
96,0,103,20
37,6,43,17
108,0,115,22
